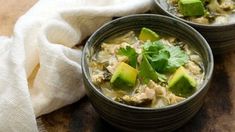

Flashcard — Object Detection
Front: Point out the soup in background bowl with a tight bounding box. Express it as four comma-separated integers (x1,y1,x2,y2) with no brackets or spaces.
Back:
82,14,214,132
167,0,235,25
154,0,235,53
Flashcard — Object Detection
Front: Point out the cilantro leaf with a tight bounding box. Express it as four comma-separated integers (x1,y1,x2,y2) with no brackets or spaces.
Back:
118,46,137,68
165,46,189,72
149,50,170,72
139,55,167,83
156,72,167,82
142,40,165,55
142,40,188,73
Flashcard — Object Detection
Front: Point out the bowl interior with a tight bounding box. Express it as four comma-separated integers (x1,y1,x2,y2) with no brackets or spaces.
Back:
82,14,214,111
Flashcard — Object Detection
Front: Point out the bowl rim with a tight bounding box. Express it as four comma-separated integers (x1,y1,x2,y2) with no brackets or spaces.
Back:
82,14,214,112
154,0,235,28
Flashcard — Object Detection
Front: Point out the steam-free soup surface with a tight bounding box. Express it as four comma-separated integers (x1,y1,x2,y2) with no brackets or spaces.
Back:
89,28,204,108
167,0,235,25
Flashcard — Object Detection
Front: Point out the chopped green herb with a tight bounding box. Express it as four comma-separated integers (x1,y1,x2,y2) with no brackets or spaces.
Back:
165,46,189,72
156,72,167,82
142,41,165,55
118,46,137,68
139,55,167,83
142,40,188,73
149,50,170,72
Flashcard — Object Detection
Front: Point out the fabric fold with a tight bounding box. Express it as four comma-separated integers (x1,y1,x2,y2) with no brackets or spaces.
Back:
0,0,152,131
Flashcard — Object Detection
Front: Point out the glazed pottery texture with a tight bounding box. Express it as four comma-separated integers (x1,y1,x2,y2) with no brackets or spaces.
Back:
154,0,235,53
82,14,214,132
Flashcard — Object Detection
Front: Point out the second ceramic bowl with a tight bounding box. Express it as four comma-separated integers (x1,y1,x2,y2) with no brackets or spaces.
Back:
154,0,235,53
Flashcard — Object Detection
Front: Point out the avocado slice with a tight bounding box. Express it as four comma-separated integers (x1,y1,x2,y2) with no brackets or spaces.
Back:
168,67,197,97
178,0,205,17
110,62,138,90
139,27,160,42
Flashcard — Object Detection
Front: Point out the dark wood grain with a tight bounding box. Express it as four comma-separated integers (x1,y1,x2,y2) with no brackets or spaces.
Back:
37,51,235,132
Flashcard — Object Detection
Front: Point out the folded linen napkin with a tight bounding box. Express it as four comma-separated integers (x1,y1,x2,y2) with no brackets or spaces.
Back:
0,0,153,131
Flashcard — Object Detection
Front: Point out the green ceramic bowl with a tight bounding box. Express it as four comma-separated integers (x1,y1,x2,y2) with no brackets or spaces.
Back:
154,0,235,53
82,14,214,132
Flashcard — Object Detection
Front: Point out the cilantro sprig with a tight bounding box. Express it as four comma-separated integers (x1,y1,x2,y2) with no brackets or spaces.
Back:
139,40,188,83
142,40,188,73
139,55,167,83
118,46,137,68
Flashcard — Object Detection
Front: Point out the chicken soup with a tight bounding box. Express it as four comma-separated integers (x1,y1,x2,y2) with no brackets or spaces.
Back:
89,27,204,108
167,0,235,25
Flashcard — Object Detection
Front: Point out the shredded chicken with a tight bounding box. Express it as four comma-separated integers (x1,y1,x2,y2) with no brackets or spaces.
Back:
119,80,185,107
96,50,113,63
148,80,185,105
185,61,201,75
132,41,142,54
214,15,229,24
106,63,118,74
190,17,209,24
120,85,155,106
101,43,120,54
148,80,166,96
208,0,234,13
91,70,105,84
220,0,234,11
165,93,185,105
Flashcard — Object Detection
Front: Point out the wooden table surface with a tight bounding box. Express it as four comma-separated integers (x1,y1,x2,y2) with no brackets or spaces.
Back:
1,0,235,132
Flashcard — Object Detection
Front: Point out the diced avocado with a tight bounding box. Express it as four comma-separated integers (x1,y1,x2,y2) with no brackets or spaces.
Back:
110,62,138,89
178,0,205,17
139,27,160,42
168,67,197,97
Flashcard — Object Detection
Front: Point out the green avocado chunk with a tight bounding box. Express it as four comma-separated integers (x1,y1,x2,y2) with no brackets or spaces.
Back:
178,0,205,17
110,62,138,90
139,27,160,42
168,67,197,97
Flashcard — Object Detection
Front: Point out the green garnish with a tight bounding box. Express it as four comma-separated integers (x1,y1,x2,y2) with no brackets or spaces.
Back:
117,38,188,84
139,55,167,83
166,46,189,72
142,40,188,73
118,46,137,68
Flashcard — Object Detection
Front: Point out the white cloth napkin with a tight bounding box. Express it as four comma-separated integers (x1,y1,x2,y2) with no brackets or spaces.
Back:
0,0,152,131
